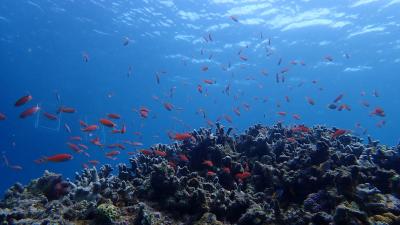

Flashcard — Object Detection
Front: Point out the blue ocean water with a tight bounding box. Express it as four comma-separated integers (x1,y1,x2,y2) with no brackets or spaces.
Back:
0,0,399,195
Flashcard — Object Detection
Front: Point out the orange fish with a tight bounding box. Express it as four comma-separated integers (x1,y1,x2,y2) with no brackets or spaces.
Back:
100,118,116,128
338,104,351,111
20,105,40,118
107,113,121,119
15,94,32,107
82,125,98,132
90,137,103,146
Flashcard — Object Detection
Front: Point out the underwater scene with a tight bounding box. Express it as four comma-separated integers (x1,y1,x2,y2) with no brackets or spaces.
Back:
1,0,400,224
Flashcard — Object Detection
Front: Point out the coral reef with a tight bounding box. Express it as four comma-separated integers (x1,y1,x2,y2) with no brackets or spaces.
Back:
2,123,400,224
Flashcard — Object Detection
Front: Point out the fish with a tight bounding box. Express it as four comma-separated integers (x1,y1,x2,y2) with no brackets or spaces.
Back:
78,144,88,150
163,102,174,111
371,107,385,117
79,120,88,128
202,66,208,71
324,55,333,61
174,133,193,141
332,129,346,138
202,160,213,167
105,150,120,157
277,111,286,116
15,94,32,107
0,112,6,120
90,137,103,147
82,52,89,62
206,171,216,176
154,150,167,157
204,79,215,84
156,73,160,84
64,123,72,133
88,160,99,166
120,124,126,134
67,142,82,153
197,85,203,93
292,114,301,120
361,101,370,107
58,106,76,114
36,154,73,163
100,118,116,128
230,15,239,22
107,113,121,119
20,105,40,118
69,136,82,141
285,96,290,103
333,94,344,103
233,107,241,116
178,154,189,162
224,114,233,123
327,103,337,110
291,125,310,133
338,104,351,111
139,107,150,118
235,172,251,181
239,55,248,61
82,125,98,132
306,97,315,105
123,37,130,46
43,112,57,120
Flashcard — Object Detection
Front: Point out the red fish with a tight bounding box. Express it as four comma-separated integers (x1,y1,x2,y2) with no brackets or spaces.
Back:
88,160,99,166
90,137,103,146
79,120,88,128
15,94,32,107
154,150,167,157
131,141,143,146
179,154,189,162
332,129,346,138
139,107,150,118
222,167,231,174
70,136,82,141
202,160,213,167
371,107,385,117
164,102,174,111
100,118,116,128
174,133,193,141
36,154,73,163
292,114,301,120
333,94,344,103
206,171,216,176
204,79,215,84
67,142,82,153
277,111,287,116
235,172,251,181
197,84,203,94
292,125,310,133
239,55,248,61
306,97,315,105
106,150,120,157
0,112,6,120
224,114,233,123
20,105,40,118
58,106,76,114
338,104,351,111
233,107,241,116
120,124,126,134
140,149,153,155
43,112,57,120
107,113,121,119
82,125,98,132
79,144,88,150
